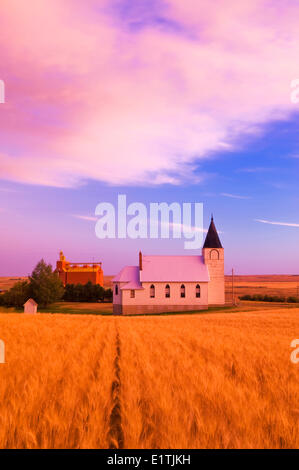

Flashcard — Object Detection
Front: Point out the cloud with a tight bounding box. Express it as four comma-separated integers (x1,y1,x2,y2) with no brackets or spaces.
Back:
72,215,98,222
255,219,299,227
1,1,299,187
221,193,251,200
235,167,273,173
0,187,18,192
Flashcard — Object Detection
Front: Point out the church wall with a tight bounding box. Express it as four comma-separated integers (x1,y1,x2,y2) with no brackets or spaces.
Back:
116,304,208,315
119,282,208,312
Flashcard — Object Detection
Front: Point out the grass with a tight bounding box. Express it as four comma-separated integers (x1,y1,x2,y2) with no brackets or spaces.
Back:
3,299,299,317
39,302,113,315
0,302,113,315
0,308,298,448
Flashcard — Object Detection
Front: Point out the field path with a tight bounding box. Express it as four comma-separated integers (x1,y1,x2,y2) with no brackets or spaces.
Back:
107,325,124,449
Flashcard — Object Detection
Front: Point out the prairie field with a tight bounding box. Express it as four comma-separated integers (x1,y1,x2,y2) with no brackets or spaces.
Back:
0,308,298,449
225,275,299,301
0,276,27,291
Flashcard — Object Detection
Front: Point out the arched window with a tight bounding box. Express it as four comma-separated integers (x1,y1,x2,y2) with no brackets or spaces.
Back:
115,284,118,295
180,284,185,298
165,284,170,298
210,249,219,260
150,284,155,298
196,284,201,298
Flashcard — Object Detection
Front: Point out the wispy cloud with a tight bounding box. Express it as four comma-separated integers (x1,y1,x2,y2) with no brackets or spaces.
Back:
255,219,299,227
0,187,18,193
236,167,272,173
221,193,251,200
270,182,288,190
168,221,208,234
72,214,97,222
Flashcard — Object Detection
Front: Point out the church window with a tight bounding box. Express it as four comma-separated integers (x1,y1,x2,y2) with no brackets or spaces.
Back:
150,284,155,298
180,284,185,298
196,284,201,298
210,249,219,260
165,284,170,298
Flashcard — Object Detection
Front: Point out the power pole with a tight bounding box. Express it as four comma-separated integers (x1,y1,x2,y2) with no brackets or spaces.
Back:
232,268,235,305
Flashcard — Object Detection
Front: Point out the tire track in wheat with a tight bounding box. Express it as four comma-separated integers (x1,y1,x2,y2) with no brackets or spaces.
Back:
107,326,124,449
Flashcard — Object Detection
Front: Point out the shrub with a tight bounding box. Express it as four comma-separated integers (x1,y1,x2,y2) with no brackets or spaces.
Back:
63,282,109,302
240,294,290,303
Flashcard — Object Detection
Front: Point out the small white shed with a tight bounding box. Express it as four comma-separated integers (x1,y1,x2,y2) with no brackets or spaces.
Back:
24,298,38,314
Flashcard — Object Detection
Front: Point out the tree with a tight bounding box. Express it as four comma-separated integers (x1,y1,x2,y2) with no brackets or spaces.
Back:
63,283,76,302
1,281,30,308
28,259,64,307
62,282,108,302
104,288,113,302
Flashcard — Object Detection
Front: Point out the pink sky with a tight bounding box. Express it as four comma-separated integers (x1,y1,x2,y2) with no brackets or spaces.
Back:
1,0,299,187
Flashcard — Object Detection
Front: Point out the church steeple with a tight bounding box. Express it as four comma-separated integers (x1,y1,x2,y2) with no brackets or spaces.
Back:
203,216,223,248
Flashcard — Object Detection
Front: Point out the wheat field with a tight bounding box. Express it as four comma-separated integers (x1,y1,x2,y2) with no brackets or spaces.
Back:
0,309,298,449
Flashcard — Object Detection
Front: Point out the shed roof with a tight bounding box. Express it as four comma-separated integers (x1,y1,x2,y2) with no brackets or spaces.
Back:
24,298,38,306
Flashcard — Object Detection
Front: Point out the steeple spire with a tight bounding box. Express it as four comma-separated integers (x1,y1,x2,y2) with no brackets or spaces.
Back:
203,216,223,248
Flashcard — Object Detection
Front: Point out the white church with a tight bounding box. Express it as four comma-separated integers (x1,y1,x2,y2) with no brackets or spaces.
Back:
113,217,225,314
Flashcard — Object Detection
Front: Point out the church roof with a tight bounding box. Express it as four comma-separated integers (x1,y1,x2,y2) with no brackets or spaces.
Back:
140,255,209,282
113,266,143,290
113,255,210,287
203,217,223,248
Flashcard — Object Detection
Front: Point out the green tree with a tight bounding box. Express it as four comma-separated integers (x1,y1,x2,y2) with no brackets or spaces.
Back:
104,288,113,302
62,282,107,302
28,259,64,307
63,284,75,302
2,281,30,308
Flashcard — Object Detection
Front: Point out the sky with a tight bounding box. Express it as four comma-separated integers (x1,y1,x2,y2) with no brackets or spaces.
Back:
0,0,299,276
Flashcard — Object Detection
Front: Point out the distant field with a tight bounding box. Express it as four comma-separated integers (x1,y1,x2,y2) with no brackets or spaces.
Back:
0,308,298,448
225,275,299,302
0,277,27,291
